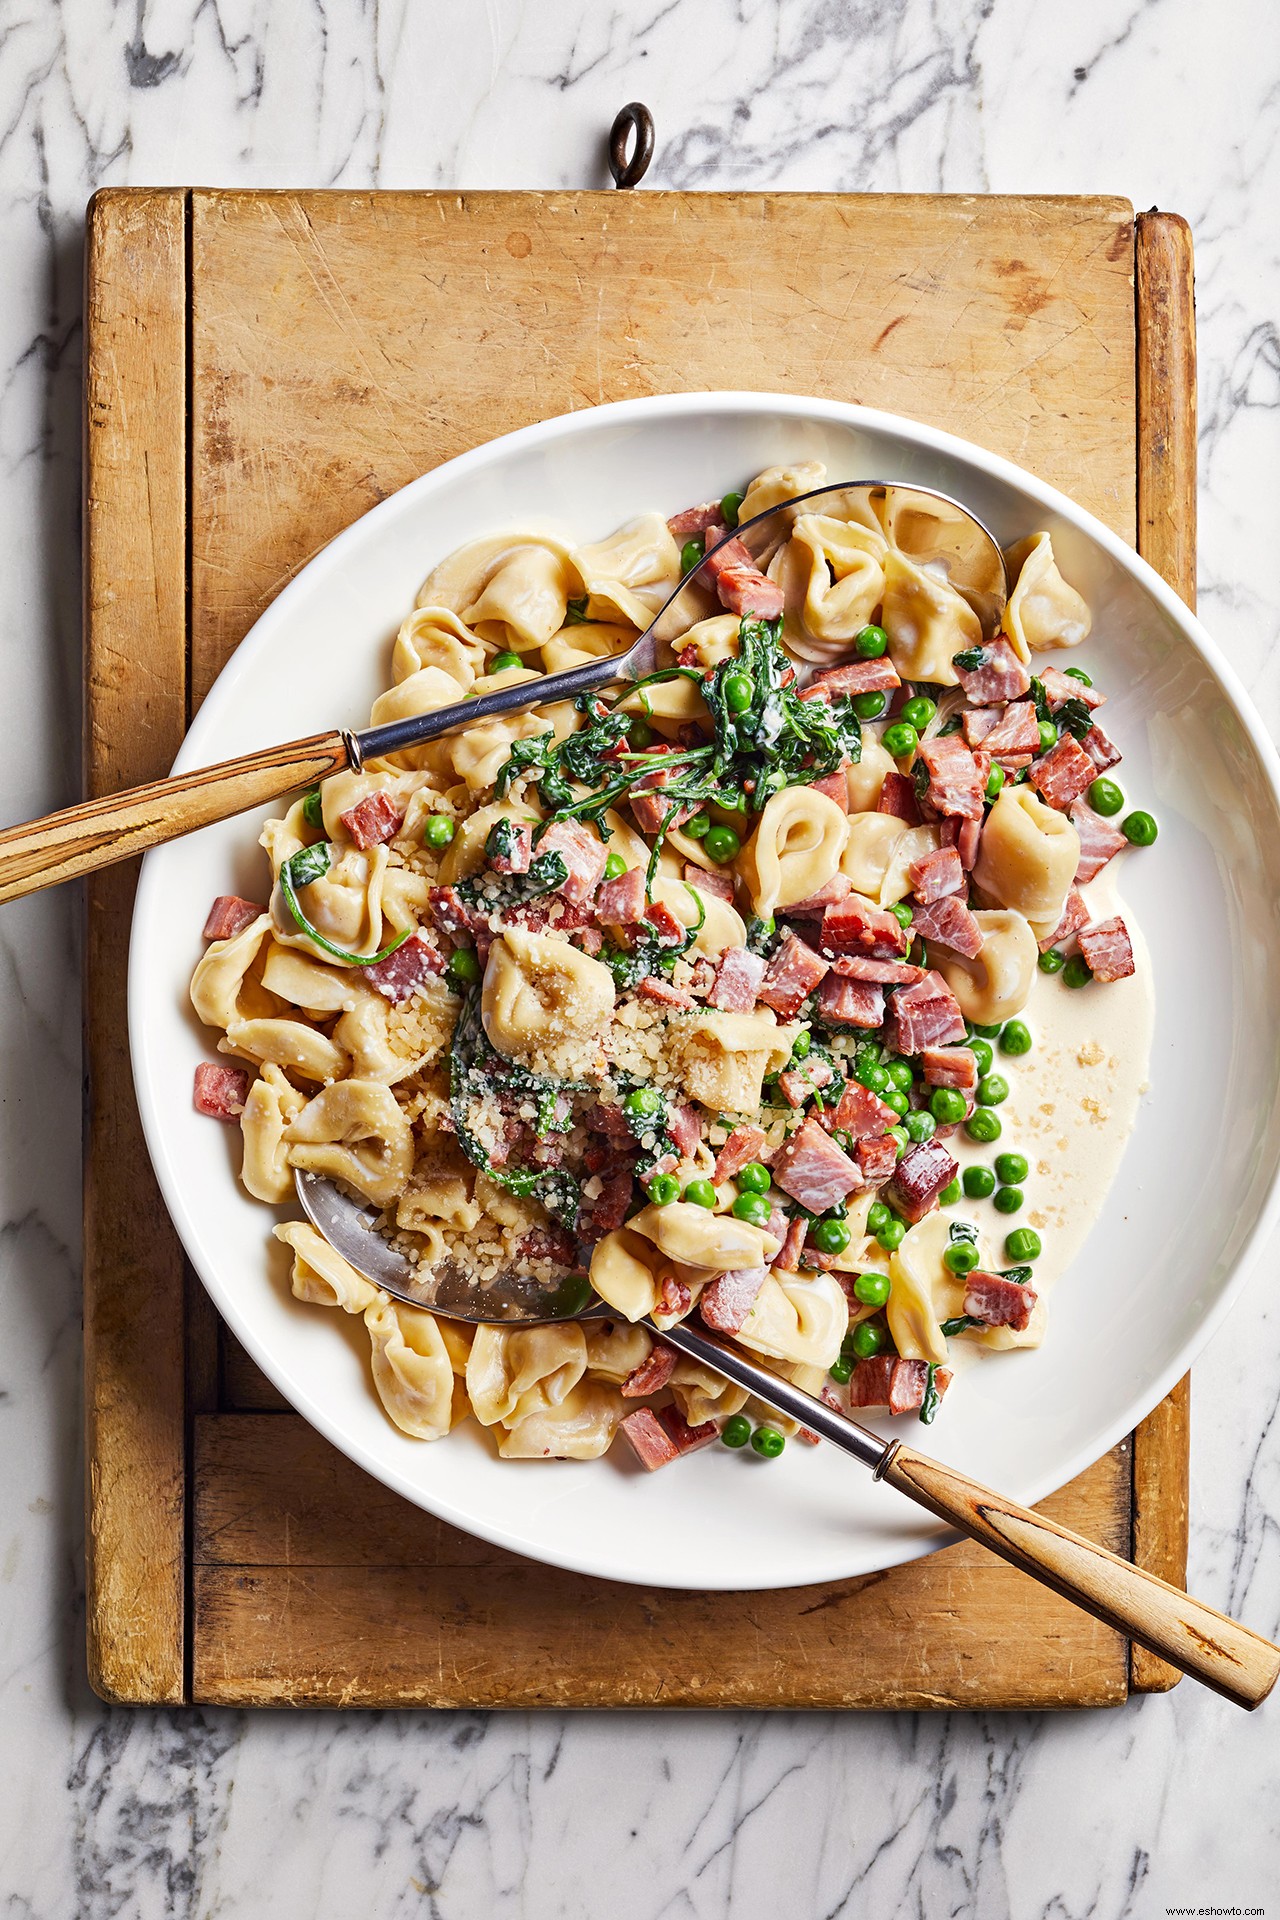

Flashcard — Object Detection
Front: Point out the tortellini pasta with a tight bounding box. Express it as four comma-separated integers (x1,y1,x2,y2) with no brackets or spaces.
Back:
844,736,896,813
973,785,1080,922
840,811,906,901
284,1079,415,1207
465,1323,588,1426
736,1272,847,1369
738,786,848,916
481,929,615,1077
273,1220,381,1314
571,513,681,629
774,514,887,655
628,1200,781,1273
419,533,577,652
880,548,981,685
589,1228,662,1322
242,1065,308,1203
933,909,1038,1025
496,1381,624,1459
365,1296,460,1441
1001,532,1092,655
673,1009,798,1114
391,605,486,687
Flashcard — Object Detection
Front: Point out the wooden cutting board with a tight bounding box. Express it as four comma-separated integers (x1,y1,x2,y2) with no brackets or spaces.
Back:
83,188,1194,1708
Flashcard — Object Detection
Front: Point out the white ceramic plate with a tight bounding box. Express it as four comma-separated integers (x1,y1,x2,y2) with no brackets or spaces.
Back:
130,393,1280,1591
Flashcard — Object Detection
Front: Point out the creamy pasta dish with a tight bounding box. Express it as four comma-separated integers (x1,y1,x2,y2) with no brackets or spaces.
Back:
190,462,1155,1468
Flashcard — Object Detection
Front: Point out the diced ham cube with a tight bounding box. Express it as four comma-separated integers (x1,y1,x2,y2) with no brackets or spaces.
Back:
1069,799,1128,883
595,867,648,924
877,771,922,824
668,1103,703,1157
1037,887,1089,953
685,863,734,902
951,637,1031,705
1077,915,1135,983
911,894,984,959
856,1134,899,1185
817,974,885,1029
884,970,967,1055
918,735,983,820
202,894,264,941
667,500,723,538
908,845,964,904
819,893,909,960
619,1407,680,1470
772,1117,864,1213
806,659,902,697
1029,734,1095,811
1081,721,1121,771
778,1058,835,1109
630,788,694,836
487,823,532,874
643,900,685,945
657,1405,721,1455
845,1354,896,1408
340,790,405,850
712,1124,769,1185
654,1272,692,1320
428,885,478,939
698,1264,768,1334
827,1080,896,1139
808,768,851,810
977,700,1040,757
783,874,851,918
584,1169,634,1240
962,707,1000,747
637,976,692,1009
773,1215,808,1271
921,1047,978,1093
538,821,609,903
707,946,767,1012
940,814,982,870
831,955,927,985
848,1356,952,1415
364,933,446,1004
756,930,830,1017
193,1061,250,1120
701,531,785,618
1040,666,1104,711
885,1139,959,1224
621,1345,678,1397
963,1270,1037,1331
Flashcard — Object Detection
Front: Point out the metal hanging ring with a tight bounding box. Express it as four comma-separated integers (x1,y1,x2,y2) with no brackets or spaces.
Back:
608,102,654,189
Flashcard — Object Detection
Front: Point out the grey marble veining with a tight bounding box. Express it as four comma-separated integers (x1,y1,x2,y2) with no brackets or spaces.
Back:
0,1,1278,1914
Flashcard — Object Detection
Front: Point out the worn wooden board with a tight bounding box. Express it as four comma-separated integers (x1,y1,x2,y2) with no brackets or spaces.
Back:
83,189,1194,1708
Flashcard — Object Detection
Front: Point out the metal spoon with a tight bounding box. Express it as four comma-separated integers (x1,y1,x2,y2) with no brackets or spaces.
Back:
297,1169,1280,1710
0,479,1006,904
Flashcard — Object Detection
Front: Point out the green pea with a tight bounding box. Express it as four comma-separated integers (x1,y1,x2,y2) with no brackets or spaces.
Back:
447,947,481,986
1038,947,1065,974
735,1162,772,1195
828,1356,854,1385
703,825,740,864
885,1060,914,1092
882,721,919,760
999,1020,1032,1056
1088,776,1124,817
732,1192,773,1226
1005,1227,1042,1262
720,1413,752,1448
901,696,936,733
853,690,889,720
1121,809,1158,846
943,1240,980,1275
1037,720,1058,752
625,1086,661,1117
882,1090,910,1118
876,1218,906,1252
603,851,628,881
790,1031,811,1060
993,1185,1024,1214
684,811,712,840
995,1152,1029,1184
724,671,755,713
683,1179,717,1209
963,1165,996,1198
491,649,522,671
969,1020,1003,1038
866,1200,891,1235
423,814,457,850
1064,667,1093,687
851,1320,885,1358
627,717,654,750
967,1037,994,1075
887,1126,909,1157
939,1178,962,1206
985,764,1005,800
930,1087,967,1125
966,1106,1002,1143
647,1173,680,1206
857,1061,890,1094
977,1072,1009,1106
905,1109,936,1143
302,787,325,830
679,537,704,576
813,1216,852,1255
854,1270,891,1308
720,490,744,530
854,624,889,658
1063,954,1093,989
751,1424,785,1458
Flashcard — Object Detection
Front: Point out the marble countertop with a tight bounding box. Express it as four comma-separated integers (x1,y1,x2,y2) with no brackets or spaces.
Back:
2,1,1278,1913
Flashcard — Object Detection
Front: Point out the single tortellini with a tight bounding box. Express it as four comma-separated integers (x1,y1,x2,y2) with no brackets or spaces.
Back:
241,1064,307,1203
541,621,633,675
675,612,741,670
220,1017,348,1086
366,667,471,770
618,673,709,737
365,1296,459,1441
496,1380,623,1459
973,785,1080,922
190,912,275,1029
481,929,615,1077
265,818,392,964
669,1356,750,1425
284,1079,415,1207
395,1137,480,1234
419,532,577,652
844,736,896,813
933,909,1038,1026
436,799,537,885
878,823,941,907
445,700,551,792
738,786,848,916
780,514,887,649
465,1323,588,1426
841,812,906,901
880,548,981,686
736,1271,847,1369
261,943,371,1016
274,1219,381,1313
571,513,681,629
582,1319,655,1384
886,1212,959,1364
392,605,486,687
673,1008,797,1114
628,1200,781,1274
1002,532,1092,656
740,460,827,521
332,991,435,1084
590,1228,662,1321
649,875,745,960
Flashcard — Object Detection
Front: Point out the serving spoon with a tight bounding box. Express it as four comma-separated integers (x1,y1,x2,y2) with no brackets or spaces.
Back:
0,480,1006,905
297,1169,1280,1710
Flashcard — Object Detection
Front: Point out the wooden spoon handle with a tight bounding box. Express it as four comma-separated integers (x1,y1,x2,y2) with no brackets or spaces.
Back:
0,730,351,904
882,1444,1280,1709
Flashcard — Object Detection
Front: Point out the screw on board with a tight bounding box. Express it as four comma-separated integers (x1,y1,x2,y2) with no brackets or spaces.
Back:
608,103,654,188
